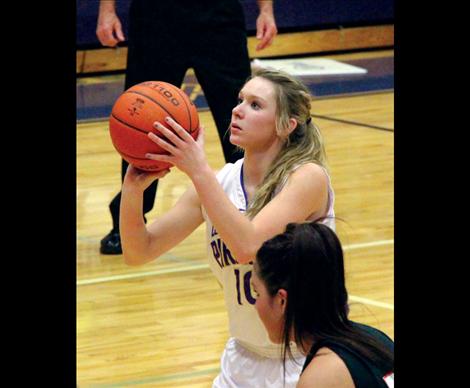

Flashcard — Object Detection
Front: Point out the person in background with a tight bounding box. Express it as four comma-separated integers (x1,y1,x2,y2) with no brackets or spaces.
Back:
96,0,277,254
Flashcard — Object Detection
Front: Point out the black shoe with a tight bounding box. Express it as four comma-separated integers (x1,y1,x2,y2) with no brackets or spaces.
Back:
100,230,122,255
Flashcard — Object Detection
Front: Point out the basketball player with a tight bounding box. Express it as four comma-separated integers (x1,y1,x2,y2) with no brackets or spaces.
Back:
252,221,394,387
96,0,277,254
119,69,335,387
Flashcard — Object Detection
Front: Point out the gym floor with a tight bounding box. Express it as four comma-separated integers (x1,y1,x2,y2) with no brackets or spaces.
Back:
77,49,394,386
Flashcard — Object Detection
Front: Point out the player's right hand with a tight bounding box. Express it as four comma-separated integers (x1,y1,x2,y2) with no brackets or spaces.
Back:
96,9,125,47
123,165,171,192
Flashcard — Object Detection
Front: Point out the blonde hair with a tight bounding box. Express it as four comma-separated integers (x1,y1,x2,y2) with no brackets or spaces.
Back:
245,68,328,219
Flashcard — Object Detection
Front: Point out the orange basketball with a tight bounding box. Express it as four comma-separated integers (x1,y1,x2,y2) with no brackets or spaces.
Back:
109,81,200,172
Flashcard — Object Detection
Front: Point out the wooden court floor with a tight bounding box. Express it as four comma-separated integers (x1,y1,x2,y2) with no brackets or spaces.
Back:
77,51,393,387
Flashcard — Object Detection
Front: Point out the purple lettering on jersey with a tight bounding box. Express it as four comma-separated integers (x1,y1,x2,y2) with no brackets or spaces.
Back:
222,242,237,266
210,240,223,268
234,269,242,305
216,239,223,263
211,237,238,268
211,226,218,237
243,271,257,305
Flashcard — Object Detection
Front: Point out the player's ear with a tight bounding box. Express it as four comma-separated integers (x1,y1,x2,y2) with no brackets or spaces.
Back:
277,289,288,313
286,118,298,136
279,118,297,141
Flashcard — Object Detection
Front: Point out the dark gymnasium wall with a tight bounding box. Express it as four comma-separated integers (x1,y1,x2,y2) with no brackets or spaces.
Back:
77,0,394,49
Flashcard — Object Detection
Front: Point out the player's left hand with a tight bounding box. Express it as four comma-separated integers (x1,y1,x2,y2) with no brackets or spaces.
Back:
146,118,207,178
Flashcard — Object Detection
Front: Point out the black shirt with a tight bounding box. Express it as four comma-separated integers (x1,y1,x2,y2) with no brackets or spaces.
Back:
302,322,394,388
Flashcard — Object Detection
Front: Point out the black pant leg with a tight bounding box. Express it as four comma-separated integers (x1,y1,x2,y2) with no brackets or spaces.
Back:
192,27,251,163
109,61,188,228
108,159,159,231
107,2,190,229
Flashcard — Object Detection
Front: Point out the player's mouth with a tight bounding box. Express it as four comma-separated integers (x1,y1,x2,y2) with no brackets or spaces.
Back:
230,122,242,132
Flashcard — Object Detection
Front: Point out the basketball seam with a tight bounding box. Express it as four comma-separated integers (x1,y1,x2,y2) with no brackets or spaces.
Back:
125,90,177,123
170,85,193,132
111,113,149,134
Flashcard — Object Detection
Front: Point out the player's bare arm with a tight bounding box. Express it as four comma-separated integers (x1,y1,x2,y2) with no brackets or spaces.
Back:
120,167,204,265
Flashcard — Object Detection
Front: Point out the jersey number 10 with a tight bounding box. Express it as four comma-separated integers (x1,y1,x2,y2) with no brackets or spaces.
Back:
234,269,257,305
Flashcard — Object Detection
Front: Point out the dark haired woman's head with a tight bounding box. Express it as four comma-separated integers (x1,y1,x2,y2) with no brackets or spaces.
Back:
252,221,348,353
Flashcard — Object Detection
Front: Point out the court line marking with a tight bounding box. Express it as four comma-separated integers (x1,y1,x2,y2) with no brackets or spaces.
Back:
77,239,393,286
88,366,221,387
312,113,394,132
344,239,394,250
77,263,210,286
349,295,394,310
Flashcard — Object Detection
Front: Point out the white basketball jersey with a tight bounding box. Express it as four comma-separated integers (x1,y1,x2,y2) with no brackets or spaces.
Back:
202,158,335,358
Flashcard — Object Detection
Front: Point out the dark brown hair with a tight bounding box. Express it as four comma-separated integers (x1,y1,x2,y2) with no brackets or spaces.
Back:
254,221,393,375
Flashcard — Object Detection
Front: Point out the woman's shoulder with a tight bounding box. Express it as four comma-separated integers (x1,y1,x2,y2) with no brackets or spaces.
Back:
290,162,328,180
285,162,329,193
298,347,355,388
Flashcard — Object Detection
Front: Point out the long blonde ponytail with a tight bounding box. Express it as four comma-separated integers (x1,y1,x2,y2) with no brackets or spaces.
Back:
245,69,328,219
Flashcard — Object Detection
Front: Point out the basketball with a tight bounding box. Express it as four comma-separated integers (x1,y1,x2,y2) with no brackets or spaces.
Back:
109,81,200,172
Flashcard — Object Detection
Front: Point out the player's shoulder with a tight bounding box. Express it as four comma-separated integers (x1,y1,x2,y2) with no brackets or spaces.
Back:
297,347,355,388
292,162,326,178
286,162,328,190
